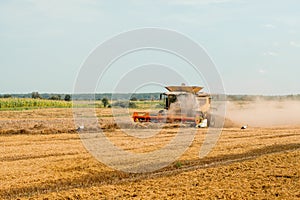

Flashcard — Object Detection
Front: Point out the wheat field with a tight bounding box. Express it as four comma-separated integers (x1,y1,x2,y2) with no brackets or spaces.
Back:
0,107,299,199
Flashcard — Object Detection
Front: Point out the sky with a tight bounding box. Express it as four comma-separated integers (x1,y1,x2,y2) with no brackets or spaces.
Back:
0,0,300,95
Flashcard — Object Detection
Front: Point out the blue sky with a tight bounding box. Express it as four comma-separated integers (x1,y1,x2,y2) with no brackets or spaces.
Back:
0,0,299,94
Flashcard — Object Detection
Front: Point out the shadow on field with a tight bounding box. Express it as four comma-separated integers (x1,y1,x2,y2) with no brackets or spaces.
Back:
1,143,300,199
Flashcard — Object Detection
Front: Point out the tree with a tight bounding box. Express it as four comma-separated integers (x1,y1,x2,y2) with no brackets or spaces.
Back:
49,95,61,100
130,96,138,101
101,97,109,108
32,92,41,99
3,94,12,98
64,94,71,101
111,101,136,108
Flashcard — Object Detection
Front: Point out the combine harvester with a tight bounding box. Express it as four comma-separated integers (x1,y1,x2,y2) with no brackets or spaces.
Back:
132,85,214,127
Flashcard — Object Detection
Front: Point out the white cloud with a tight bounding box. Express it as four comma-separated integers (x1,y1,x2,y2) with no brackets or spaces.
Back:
288,30,297,34
272,42,279,47
262,24,276,29
290,41,300,47
258,69,267,75
263,51,278,56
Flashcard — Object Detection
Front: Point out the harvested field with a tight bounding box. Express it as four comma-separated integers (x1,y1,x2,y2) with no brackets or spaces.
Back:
0,102,300,199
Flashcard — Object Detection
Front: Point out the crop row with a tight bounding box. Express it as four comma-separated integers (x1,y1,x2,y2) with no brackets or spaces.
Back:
0,98,72,109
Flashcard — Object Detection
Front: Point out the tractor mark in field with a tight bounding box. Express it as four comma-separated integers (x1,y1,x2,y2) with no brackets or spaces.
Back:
105,143,300,184
1,143,299,199
148,143,300,178
0,152,79,162
225,131,300,140
258,133,300,140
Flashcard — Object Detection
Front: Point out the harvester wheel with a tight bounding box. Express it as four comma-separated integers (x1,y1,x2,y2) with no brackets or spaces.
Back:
207,114,215,127
195,115,203,124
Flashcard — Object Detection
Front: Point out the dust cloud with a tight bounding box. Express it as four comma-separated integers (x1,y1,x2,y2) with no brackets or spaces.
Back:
168,94,198,117
226,100,300,127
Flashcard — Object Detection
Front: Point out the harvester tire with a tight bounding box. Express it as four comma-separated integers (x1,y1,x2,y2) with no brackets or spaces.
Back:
207,114,215,127
195,115,203,125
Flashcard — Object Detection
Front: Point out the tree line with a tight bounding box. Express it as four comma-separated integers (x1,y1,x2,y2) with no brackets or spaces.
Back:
0,92,162,101
0,92,72,101
1,92,300,101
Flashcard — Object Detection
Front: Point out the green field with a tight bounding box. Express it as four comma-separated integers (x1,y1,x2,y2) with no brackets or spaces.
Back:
0,98,164,111
0,98,72,110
